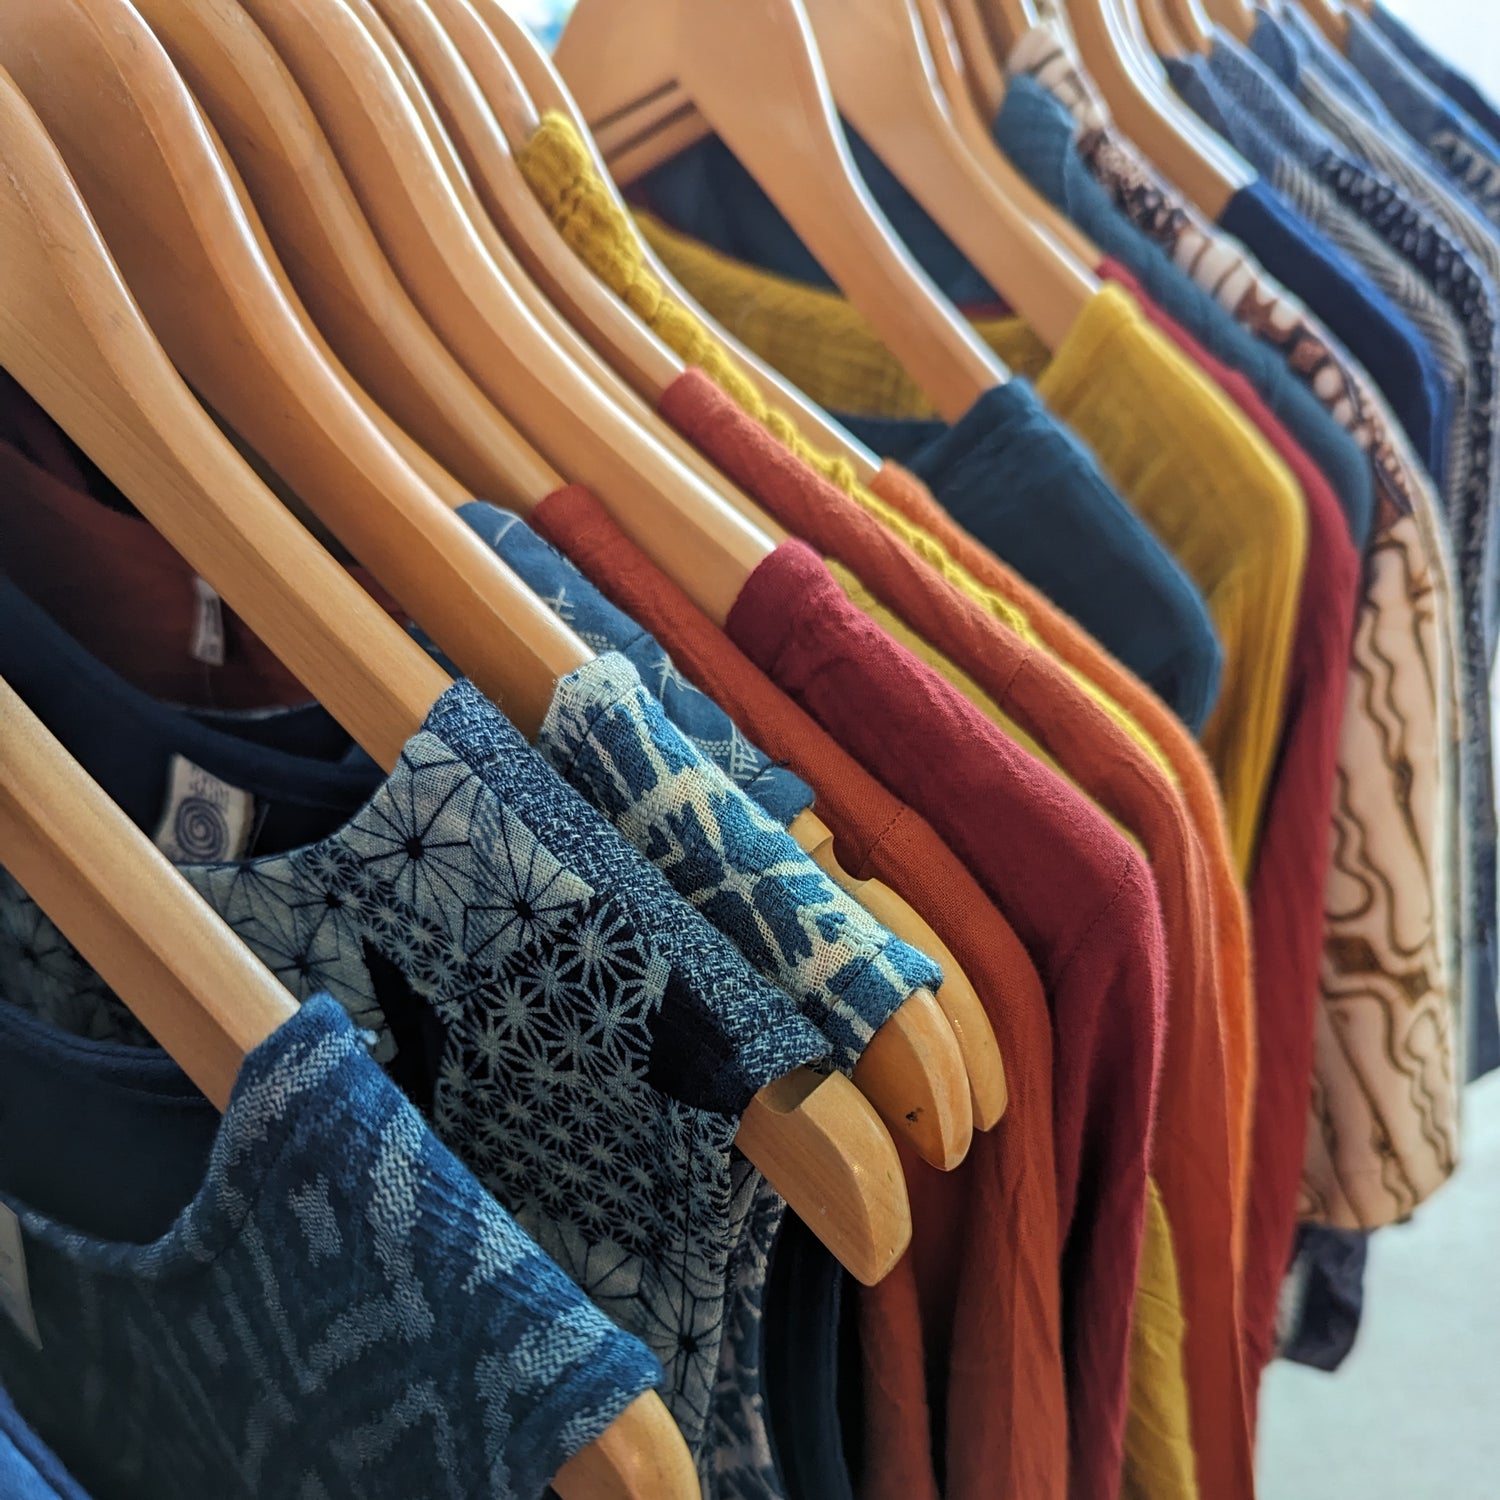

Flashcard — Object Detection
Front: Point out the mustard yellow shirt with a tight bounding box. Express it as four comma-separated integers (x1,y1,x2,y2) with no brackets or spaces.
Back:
635,209,1306,873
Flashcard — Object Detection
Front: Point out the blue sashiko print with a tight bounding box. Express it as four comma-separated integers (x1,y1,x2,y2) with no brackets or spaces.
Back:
0,678,831,1479
539,653,941,1073
454,501,816,831
537,652,942,1500
0,995,662,1500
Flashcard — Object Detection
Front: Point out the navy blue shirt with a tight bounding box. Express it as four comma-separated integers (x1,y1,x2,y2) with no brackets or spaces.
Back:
835,380,1224,733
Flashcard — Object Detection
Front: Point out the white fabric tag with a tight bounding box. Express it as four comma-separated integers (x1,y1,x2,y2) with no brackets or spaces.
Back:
0,1203,40,1350
190,576,226,667
151,755,257,863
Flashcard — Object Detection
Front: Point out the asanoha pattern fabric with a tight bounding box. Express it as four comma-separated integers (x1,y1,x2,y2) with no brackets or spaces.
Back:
0,679,831,1482
455,502,816,831
1009,26,1467,1230
540,653,941,1073
0,995,662,1500
538,651,941,1500
1200,25,1500,1096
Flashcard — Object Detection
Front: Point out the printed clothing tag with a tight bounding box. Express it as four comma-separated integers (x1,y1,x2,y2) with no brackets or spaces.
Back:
0,1203,40,1350
190,576,226,666
152,755,257,863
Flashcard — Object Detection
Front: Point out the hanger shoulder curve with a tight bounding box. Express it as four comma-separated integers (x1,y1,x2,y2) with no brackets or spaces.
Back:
551,1393,698,1500
561,0,1012,423
792,809,1007,1130
804,0,1098,352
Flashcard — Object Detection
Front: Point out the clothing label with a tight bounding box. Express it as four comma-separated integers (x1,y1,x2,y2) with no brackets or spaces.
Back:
190,576,226,667
0,1203,40,1350
152,755,257,863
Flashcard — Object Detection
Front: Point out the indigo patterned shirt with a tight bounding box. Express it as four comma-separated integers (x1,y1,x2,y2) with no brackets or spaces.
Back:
0,583,832,1480
0,995,662,1500
457,501,815,830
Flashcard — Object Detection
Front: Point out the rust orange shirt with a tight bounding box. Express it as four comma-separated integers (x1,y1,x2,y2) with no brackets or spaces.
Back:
660,370,1249,1500
533,484,1070,1500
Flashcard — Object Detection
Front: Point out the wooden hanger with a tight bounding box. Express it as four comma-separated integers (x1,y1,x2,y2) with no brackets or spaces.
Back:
467,0,885,482
909,0,1103,267
0,0,604,743
243,0,974,1169
0,685,697,1500
1063,0,1252,216
135,0,564,514
432,0,1004,1130
585,0,1099,353
0,47,911,1299
939,0,1014,117
1201,0,1257,43
1297,0,1351,49
557,0,1012,424
1139,0,1196,57
972,0,1043,55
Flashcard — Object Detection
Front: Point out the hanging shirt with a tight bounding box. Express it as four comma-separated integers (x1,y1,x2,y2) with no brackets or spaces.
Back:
726,538,1167,1500
457,501,813,828
531,487,1070,1500
1370,2,1500,147
660,370,1247,1500
0,1385,91,1500
0,581,832,1488
1002,24,1453,482
1187,23,1499,1088
0,995,662,1500
515,114,1223,736
1337,9,1500,228
860,466,1255,1204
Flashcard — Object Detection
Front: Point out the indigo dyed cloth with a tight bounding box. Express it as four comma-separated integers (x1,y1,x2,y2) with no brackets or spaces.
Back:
458,501,815,830
834,384,1224,735
0,577,830,1484
1372,2,1500,147
0,1385,91,1500
0,996,661,1500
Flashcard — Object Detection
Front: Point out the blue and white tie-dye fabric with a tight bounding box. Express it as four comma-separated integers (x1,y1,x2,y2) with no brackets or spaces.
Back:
456,501,815,831
540,652,940,1073
0,995,661,1500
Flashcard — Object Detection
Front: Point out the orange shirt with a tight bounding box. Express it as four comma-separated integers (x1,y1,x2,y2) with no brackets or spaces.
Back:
533,483,1069,1500
661,370,1250,1500
871,462,1256,1225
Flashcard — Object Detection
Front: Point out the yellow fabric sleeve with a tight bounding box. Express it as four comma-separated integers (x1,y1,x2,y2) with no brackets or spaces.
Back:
1125,1178,1200,1500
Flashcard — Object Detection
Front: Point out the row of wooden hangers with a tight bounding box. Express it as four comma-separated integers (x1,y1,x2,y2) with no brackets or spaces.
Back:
0,0,1376,1489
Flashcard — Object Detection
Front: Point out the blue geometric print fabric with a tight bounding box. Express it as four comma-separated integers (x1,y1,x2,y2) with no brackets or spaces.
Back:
0,677,830,1479
456,501,815,831
540,652,941,1075
0,995,662,1500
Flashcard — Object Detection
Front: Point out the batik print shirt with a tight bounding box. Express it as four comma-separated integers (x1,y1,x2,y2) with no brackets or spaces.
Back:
0,609,830,1482
1197,24,1500,1096
1008,23,1466,1230
0,995,662,1500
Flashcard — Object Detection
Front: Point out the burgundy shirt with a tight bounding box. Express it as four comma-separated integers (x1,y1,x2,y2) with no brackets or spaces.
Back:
726,538,1166,1498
